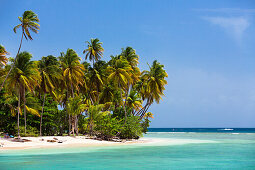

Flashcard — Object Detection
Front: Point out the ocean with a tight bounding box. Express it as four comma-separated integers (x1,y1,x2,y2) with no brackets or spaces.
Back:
0,128,255,169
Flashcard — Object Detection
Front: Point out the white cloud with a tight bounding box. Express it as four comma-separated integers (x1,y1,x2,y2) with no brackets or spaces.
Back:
203,16,250,42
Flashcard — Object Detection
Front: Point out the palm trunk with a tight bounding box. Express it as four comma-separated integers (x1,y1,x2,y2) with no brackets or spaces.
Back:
17,89,21,138
75,115,78,136
40,92,46,136
70,83,77,136
23,88,26,135
72,116,75,137
0,29,24,92
119,82,127,124
67,89,71,136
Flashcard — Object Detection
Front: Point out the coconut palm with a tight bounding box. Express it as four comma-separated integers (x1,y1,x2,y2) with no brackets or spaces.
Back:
5,91,41,134
0,45,8,67
38,55,61,136
107,56,132,121
59,49,85,135
0,10,40,92
6,52,40,137
136,60,168,118
83,38,104,66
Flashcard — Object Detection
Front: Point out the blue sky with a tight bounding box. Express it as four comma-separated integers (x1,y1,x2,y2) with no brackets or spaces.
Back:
1,0,255,127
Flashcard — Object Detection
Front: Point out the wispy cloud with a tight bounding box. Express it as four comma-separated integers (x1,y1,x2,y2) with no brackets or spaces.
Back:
194,8,253,44
203,16,250,42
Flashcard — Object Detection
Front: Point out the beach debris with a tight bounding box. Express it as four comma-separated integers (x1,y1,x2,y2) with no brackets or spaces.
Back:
53,137,58,140
40,139,44,141
47,140,56,143
58,140,63,143
12,138,32,142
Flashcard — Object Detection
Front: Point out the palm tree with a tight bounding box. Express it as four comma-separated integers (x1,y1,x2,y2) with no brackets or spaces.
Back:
83,38,104,66
5,91,41,136
87,66,104,103
6,52,40,137
0,10,40,92
59,49,85,135
136,60,168,118
0,45,8,68
107,56,132,122
38,55,61,136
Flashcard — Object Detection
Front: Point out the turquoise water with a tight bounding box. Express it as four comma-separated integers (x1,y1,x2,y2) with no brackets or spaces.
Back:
1,131,255,169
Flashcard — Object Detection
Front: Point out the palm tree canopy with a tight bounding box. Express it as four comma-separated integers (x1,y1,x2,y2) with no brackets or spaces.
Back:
0,45,8,67
59,49,85,93
13,10,40,40
67,95,87,116
121,47,139,68
39,55,61,93
7,51,40,93
107,56,132,90
127,90,143,111
83,38,104,63
141,60,168,104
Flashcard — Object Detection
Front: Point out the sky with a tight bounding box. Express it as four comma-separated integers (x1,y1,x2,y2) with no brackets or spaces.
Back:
1,0,255,128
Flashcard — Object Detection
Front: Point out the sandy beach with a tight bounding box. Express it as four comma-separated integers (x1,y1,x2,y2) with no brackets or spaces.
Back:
0,136,152,150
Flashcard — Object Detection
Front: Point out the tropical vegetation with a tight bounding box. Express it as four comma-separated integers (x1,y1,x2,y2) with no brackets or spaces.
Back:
0,10,168,140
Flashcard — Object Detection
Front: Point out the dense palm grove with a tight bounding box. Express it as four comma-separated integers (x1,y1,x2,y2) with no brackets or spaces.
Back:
0,11,167,140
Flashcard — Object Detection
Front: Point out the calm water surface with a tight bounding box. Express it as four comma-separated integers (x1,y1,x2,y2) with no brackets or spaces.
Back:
0,128,255,169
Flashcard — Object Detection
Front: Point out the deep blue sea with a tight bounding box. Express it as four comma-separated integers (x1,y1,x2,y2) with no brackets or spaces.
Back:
1,128,255,169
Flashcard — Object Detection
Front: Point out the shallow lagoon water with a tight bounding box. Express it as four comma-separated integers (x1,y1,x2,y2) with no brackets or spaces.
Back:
1,130,255,169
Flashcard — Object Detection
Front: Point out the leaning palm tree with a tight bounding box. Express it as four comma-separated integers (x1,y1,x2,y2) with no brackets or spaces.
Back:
136,60,168,118
0,10,40,92
6,51,40,137
38,55,61,136
83,38,104,66
0,45,8,68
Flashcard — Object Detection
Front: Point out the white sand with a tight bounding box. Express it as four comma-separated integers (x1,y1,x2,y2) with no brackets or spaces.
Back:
0,136,149,150
0,136,217,151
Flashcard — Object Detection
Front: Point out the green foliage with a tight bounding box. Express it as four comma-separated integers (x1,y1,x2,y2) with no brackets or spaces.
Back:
141,118,150,134
95,115,122,140
1,19,168,139
18,125,39,137
119,116,143,139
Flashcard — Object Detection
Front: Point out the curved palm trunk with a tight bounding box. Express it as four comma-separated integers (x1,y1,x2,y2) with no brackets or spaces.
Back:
23,88,27,135
0,29,24,92
17,89,21,138
40,92,46,136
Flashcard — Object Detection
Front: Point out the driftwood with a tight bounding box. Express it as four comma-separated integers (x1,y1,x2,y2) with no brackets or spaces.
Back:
12,138,31,142
47,140,56,143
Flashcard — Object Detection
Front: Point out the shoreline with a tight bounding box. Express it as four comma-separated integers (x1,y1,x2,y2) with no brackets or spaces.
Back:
0,136,151,150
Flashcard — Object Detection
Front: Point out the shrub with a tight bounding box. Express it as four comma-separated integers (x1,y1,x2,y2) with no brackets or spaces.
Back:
95,115,122,140
16,126,39,137
119,116,143,139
